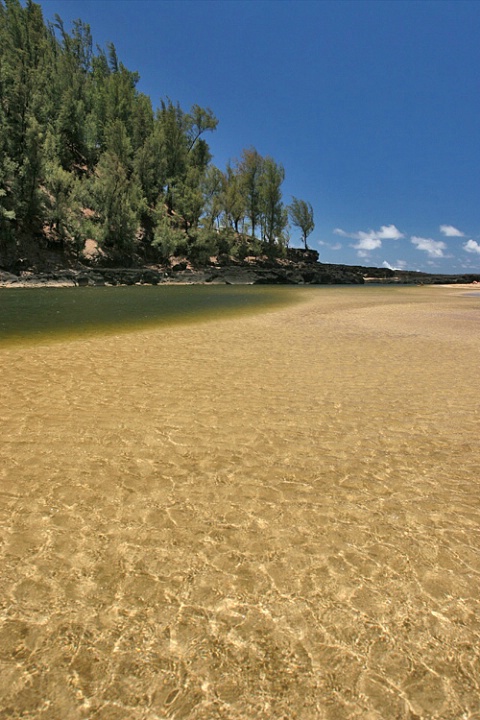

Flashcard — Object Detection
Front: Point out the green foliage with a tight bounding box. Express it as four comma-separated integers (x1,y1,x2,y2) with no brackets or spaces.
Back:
152,207,188,261
134,127,167,207
43,159,74,233
221,164,245,233
201,165,224,229
17,113,45,229
187,228,218,265
105,119,132,168
132,93,154,151
172,167,204,232
0,188,16,247
55,88,87,169
230,239,250,261
93,149,144,253
186,104,218,150
215,227,236,255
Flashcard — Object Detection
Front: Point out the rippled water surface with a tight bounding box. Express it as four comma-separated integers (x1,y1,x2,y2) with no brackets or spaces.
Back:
0,286,479,719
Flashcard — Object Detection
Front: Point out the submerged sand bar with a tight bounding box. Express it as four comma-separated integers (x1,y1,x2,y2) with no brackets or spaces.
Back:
0,286,479,719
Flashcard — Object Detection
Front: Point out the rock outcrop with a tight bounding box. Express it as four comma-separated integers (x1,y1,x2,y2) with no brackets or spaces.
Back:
1,254,479,288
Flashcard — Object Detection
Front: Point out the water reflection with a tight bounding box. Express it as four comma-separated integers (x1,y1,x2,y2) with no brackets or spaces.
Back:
0,284,299,346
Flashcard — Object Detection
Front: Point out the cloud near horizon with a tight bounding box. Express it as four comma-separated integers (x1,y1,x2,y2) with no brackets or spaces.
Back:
440,225,465,237
411,236,446,258
319,241,342,251
382,259,408,271
463,239,480,255
330,224,480,269
334,224,404,256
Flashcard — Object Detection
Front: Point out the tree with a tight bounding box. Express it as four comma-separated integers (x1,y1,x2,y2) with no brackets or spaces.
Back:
288,197,314,250
237,147,263,239
154,99,217,233
43,158,74,236
92,120,144,253
259,156,287,246
55,87,87,169
132,93,154,151
171,165,204,233
201,165,224,229
221,163,245,233
186,104,218,151
156,100,188,216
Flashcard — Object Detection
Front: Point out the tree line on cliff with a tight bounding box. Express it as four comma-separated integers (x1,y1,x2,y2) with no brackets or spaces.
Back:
0,0,315,267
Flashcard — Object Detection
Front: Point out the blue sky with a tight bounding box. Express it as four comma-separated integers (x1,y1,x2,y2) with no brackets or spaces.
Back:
37,0,480,273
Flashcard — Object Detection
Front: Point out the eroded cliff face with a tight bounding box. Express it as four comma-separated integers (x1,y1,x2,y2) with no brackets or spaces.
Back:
0,257,363,287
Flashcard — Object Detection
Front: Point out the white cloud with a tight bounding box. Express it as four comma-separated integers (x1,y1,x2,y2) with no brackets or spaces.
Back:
335,224,404,242
411,236,446,258
319,241,342,250
375,225,405,240
440,224,465,237
334,225,404,257
464,239,480,255
355,235,383,252
382,259,408,270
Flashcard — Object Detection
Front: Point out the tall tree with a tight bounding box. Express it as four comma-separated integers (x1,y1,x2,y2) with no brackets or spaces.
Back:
237,147,263,239
92,119,144,253
155,99,217,230
222,164,245,233
157,100,189,216
201,165,224,229
259,156,287,246
288,197,314,250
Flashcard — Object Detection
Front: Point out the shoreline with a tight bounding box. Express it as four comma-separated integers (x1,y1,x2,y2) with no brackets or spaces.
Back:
431,282,480,289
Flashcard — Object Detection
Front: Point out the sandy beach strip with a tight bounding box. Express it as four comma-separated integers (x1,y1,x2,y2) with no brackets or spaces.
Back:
0,286,479,719
431,282,480,290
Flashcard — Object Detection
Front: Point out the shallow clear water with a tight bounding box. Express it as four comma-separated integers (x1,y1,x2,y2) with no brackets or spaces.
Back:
0,286,479,719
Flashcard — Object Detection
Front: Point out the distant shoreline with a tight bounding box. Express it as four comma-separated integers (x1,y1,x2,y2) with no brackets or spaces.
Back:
431,283,480,289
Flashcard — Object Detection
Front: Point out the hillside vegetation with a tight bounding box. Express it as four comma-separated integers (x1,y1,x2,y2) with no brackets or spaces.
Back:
0,0,316,271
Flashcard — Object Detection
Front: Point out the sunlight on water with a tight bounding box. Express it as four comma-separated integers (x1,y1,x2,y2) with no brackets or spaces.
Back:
0,286,479,719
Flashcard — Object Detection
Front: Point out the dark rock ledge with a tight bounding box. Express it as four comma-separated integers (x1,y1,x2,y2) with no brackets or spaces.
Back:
1,253,479,289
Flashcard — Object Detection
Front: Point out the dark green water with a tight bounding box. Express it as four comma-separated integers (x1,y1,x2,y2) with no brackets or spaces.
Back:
0,285,300,346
